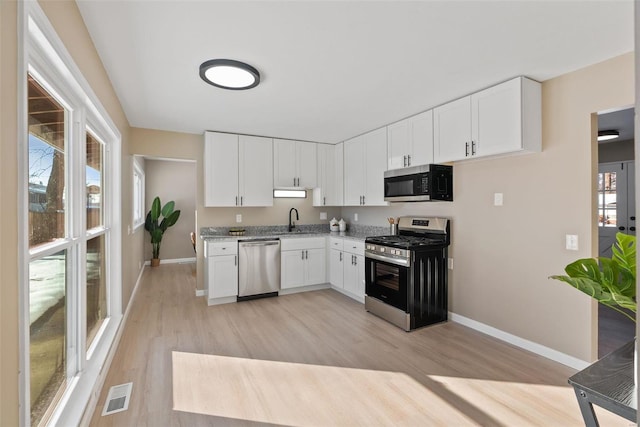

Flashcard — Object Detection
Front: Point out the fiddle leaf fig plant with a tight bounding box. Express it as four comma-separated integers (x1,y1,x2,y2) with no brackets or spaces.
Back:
144,196,181,261
550,232,636,323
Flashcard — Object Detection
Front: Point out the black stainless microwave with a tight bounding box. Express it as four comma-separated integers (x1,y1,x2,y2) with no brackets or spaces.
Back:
384,164,453,202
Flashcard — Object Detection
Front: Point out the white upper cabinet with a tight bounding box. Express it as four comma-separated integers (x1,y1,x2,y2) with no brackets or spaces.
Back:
434,77,541,163
344,128,388,206
273,139,317,188
387,110,434,170
313,143,343,206
239,135,274,206
204,131,273,207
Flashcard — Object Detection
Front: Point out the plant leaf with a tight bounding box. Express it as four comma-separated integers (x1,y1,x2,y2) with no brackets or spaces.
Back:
161,201,175,218
151,196,161,221
564,258,601,281
612,232,636,277
151,228,163,244
164,210,181,228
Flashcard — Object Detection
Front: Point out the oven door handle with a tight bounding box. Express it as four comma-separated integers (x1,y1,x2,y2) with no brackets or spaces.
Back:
365,252,410,267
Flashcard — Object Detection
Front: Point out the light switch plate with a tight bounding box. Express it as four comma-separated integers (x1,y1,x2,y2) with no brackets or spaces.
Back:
236,214,242,223
320,212,327,220
566,234,578,250
494,193,503,206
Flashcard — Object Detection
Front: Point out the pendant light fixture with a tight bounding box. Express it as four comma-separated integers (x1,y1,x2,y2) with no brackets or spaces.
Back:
597,130,620,142
199,59,260,90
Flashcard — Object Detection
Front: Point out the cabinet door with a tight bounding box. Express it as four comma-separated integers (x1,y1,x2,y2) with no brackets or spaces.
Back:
281,250,306,289
305,248,326,285
387,120,410,170
208,255,238,299
240,135,273,206
343,254,359,296
434,96,472,163
363,127,388,206
471,77,522,157
343,136,365,206
354,254,365,300
204,132,239,207
333,143,344,206
408,110,434,167
297,141,317,188
273,139,297,187
329,249,344,288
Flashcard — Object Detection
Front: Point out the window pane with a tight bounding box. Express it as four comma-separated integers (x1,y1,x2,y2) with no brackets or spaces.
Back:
598,172,618,227
86,132,103,230
86,235,106,349
28,75,66,248
30,250,67,426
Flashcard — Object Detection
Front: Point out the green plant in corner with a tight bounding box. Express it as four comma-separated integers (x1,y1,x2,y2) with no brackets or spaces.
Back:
550,232,636,323
144,196,181,266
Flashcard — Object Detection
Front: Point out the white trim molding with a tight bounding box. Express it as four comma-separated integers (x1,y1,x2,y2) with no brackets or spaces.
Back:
144,257,196,266
449,312,590,371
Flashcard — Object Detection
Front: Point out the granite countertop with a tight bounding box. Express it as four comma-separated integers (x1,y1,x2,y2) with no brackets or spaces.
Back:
200,224,388,242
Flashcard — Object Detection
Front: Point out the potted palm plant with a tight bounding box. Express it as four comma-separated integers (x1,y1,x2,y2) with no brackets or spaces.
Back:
144,196,181,267
550,232,636,322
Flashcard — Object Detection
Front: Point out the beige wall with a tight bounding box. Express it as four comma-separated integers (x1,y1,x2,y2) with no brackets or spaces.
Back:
145,159,197,261
131,127,342,291
345,52,635,362
1,1,138,424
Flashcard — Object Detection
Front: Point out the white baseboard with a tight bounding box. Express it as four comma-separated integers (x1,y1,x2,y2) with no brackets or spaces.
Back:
195,289,206,297
144,257,196,266
79,264,146,426
331,285,364,304
449,312,590,371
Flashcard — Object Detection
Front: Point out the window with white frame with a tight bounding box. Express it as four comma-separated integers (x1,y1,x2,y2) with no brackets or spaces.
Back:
21,3,122,426
133,158,145,229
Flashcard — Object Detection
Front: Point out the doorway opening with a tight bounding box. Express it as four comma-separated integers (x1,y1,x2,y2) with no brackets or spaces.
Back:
596,107,636,358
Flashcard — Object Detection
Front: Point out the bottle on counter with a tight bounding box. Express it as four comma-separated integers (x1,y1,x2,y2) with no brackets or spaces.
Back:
330,218,339,232
338,218,346,232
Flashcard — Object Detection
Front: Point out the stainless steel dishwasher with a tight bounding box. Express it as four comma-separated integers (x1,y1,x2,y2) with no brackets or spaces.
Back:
238,238,281,300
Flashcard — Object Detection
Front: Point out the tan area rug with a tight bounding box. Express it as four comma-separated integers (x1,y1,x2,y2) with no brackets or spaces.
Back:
171,351,473,426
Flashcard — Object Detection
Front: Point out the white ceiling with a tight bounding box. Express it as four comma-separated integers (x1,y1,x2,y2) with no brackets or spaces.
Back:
76,1,634,144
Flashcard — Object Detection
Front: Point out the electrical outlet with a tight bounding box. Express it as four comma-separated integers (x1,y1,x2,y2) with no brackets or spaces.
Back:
236,214,242,223
320,212,327,220
566,234,579,250
494,193,503,206
354,213,359,222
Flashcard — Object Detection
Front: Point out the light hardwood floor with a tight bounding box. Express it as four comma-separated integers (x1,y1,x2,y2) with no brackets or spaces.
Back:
89,264,630,426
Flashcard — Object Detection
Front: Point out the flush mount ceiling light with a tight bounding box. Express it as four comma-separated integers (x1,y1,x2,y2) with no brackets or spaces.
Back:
597,130,620,142
199,59,260,90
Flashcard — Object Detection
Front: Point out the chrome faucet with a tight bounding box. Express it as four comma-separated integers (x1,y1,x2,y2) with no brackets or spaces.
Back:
288,208,299,232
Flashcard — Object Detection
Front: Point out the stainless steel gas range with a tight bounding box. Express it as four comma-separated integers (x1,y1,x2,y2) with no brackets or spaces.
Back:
364,217,450,331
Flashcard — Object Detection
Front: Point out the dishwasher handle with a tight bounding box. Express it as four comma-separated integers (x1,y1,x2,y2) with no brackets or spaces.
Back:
239,241,280,247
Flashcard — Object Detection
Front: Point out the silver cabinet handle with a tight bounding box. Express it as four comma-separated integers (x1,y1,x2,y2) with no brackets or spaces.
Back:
234,255,237,266
305,250,308,259
362,195,365,205
339,252,343,261
323,197,326,205
403,155,407,167
354,256,357,266
471,141,476,156
465,142,469,157
407,154,411,166
301,250,304,260
294,177,296,186
236,196,238,206
240,196,243,206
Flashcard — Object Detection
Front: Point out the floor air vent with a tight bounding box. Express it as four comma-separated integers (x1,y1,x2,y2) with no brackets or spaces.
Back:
102,382,133,416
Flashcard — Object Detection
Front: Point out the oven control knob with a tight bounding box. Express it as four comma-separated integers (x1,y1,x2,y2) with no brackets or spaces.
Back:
380,247,385,252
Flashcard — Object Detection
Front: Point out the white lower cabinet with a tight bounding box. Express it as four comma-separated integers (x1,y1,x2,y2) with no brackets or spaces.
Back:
281,238,326,290
329,237,365,303
204,241,238,305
